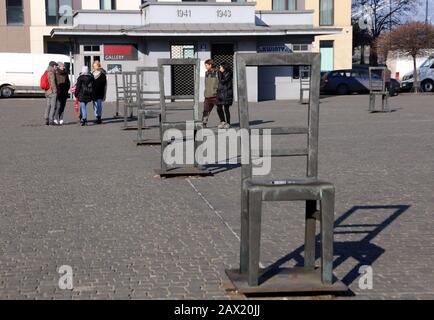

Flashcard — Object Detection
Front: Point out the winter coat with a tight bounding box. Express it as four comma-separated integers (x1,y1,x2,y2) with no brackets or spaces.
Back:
204,69,219,98
56,69,71,100
92,68,107,101
75,74,95,103
45,66,57,97
216,70,233,106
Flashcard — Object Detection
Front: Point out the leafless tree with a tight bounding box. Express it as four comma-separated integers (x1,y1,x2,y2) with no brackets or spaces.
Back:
377,22,434,92
353,0,418,65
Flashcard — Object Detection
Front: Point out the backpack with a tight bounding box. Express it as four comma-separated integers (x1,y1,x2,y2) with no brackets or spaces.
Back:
82,77,93,97
40,71,50,91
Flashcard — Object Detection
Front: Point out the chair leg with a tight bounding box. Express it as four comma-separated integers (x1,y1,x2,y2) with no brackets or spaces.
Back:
137,111,143,141
124,104,128,128
240,185,249,274
320,186,335,285
304,200,317,269
248,189,262,287
369,94,375,112
160,121,168,172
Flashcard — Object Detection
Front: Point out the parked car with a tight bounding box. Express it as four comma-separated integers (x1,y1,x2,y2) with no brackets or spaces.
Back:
321,68,400,96
0,53,71,98
401,55,434,92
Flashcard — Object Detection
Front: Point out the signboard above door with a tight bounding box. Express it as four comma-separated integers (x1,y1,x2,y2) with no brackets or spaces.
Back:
104,45,138,61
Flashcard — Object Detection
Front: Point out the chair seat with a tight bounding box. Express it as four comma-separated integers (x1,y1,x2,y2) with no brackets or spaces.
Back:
244,178,334,201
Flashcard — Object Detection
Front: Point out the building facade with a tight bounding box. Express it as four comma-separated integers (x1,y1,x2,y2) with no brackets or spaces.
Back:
1,0,352,101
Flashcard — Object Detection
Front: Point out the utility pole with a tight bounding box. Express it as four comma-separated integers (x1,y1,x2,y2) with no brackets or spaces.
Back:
426,0,429,24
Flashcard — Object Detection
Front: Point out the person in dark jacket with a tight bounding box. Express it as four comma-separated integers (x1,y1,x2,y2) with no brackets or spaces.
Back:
75,66,95,126
53,62,71,126
216,62,233,129
92,61,107,125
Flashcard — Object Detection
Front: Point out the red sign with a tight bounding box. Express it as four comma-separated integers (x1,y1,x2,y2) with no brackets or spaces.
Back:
104,44,138,61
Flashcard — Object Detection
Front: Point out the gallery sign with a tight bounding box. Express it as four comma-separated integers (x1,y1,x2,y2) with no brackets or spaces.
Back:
104,44,138,61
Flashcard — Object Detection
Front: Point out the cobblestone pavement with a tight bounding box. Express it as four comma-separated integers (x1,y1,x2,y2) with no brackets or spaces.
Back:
0,93,433,300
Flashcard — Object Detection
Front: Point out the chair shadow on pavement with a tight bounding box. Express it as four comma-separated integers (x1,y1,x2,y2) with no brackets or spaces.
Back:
259,205,410,295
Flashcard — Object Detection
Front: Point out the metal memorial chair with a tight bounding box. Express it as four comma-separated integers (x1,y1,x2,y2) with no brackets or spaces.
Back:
135,67,161,145
369,67,390,113
226,52,347,294
155,58,209,177
122,71,140,130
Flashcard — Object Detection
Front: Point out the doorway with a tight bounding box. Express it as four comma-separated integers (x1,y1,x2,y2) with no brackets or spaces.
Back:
171,44,196,96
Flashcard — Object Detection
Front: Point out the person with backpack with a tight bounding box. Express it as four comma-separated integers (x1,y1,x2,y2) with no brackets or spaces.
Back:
75,66,95,126
41,61,58,126
91,61,107,125
216,62,234,129
53,62,71,126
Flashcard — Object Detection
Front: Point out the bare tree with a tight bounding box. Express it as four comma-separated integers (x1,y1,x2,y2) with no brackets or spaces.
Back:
353,0,418,65
377,22,434,92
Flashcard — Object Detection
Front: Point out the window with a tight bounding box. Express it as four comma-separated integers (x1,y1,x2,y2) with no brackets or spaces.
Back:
272,0,297,10
83,45,101,53
45,0,73,26
6,0,24,25
320,0,334,26
292,44,309,52
100,0,116,10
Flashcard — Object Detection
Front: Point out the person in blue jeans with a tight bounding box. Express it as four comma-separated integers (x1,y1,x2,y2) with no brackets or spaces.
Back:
75,66,95,126
91,61,107,125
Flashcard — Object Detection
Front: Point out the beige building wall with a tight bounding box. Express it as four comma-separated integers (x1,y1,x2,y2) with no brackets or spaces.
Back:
305,0,352,70
0,0,31,53
81,0,99,10
256,0,353,70
30,0,53,54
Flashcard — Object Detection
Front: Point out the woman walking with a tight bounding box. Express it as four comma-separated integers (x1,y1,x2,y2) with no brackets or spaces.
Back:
75,66,94,126
53,62,70,126
216,62,233,129
92,61,107,125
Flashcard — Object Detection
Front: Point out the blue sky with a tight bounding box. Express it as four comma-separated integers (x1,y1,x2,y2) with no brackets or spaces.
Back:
414,0,433,22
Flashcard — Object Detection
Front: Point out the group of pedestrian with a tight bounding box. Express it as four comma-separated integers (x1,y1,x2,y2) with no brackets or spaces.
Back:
42,60,107,127
202,60,233,129
43,61,71,126
75,62,107,126
44,59,229,128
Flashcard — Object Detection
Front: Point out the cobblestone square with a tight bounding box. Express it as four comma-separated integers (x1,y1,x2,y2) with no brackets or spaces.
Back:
0,93,433,300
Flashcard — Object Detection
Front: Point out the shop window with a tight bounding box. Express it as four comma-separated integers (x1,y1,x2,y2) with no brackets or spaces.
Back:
320,0,334,26
6,0,24,25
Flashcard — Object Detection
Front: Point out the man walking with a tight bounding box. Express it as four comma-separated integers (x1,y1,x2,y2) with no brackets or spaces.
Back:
202,59,219,128
43,61,58,126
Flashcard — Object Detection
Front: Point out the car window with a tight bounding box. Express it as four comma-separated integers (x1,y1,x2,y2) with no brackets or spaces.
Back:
350,71,360,77
421,58,434,68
